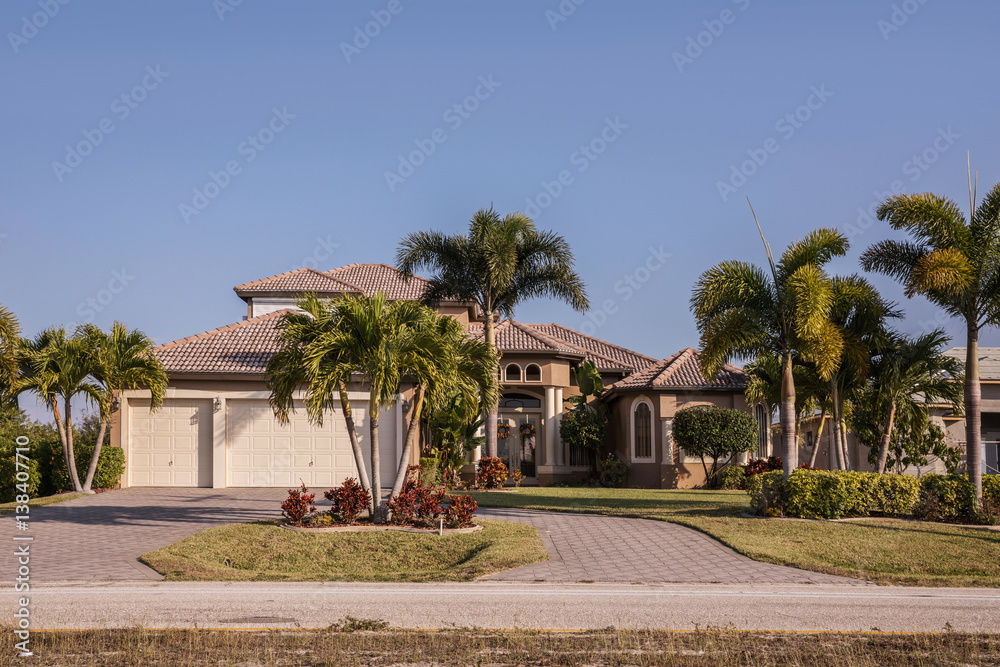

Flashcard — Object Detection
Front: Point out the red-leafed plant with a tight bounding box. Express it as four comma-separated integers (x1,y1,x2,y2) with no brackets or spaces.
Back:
281,483,316,526
476,456,509,489
743,456,783,478
444,494,478,528
386,478,446,527
324,478,370,525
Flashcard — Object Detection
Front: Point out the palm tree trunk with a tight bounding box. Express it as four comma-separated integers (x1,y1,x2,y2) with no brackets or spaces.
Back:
780,352,798,477
966,323,982,501
839,414,850,470
809,410,826,468
875,401,897,474
81,409,108,493
50,397,73,486
829,380,842,470
484,314,499,458
369,391,383,523
64,396,83,492
337,383,373,507
389,385,425,500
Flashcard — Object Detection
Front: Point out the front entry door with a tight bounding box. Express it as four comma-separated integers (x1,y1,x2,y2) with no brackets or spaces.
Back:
497,414,539,479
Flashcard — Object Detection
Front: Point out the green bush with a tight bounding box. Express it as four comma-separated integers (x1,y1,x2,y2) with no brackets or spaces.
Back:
0,454,41,503
915,474,977,520
673,406,756,486
50,444,126,492
418,457,440,488
983,475,1000,505
749,469,923,519
598,455,627,487
718,465,746,490
747,470,785,516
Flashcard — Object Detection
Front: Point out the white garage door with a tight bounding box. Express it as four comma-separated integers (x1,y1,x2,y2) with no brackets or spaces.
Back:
227,399,398,488
129,399,213,487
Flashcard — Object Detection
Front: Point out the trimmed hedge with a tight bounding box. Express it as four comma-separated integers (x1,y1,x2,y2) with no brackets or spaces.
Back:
0,455,41,503
747,469,999,521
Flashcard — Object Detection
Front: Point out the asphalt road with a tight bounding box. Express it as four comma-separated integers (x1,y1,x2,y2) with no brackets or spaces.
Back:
8,582,999,632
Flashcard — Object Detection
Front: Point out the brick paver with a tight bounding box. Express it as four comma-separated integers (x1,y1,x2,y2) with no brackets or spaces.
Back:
2,489,862,585
477,507,864,585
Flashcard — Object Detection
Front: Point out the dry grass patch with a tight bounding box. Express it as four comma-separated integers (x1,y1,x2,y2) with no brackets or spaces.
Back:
140,518,546,582
0,492,84,516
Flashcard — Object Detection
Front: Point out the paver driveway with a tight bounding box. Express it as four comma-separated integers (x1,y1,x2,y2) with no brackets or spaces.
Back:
2,489,862,584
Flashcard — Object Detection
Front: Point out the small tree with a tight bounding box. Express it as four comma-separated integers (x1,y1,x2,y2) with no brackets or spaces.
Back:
673,406,756,487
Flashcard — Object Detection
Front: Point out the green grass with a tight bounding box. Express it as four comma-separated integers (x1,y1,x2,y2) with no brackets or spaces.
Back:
0,492,84,516
466,487,1000,587
140,519,547,582
4,628,999,666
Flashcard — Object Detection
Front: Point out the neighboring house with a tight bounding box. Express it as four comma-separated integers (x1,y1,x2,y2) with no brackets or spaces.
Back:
793,347,1000,476
110,263,750,489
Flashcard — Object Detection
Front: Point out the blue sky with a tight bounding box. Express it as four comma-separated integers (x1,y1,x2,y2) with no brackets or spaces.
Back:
4,1,1000,420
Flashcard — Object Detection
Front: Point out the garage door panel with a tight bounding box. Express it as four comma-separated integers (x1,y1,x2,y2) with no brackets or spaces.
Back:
129,399,212,487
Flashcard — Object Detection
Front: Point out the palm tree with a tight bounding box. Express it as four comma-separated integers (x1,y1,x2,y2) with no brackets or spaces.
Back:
0,304,20,406
860,176,1000,498
18,328,104,492
691,225,849,477
864,330,964,473
396,206,589,458
825,276,899,470
79,323,168,492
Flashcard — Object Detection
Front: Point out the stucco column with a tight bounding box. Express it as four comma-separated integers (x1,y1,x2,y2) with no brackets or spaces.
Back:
544,386,556,466
554,387,564,466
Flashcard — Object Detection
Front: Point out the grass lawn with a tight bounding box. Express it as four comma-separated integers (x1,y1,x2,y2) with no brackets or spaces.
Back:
465,487,1000,587
0,492,84,516
140,519,547,582
7,628,999,666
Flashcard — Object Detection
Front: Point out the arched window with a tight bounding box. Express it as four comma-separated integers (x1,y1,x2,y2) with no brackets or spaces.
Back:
524,364,541,382
499,393,541,409
755,404,770,458
505,364,522,382
632,398,653,461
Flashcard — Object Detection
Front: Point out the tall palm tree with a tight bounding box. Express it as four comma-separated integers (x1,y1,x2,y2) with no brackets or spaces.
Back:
0,304,20,406
825,276,899,470
864,330,964,473
860,176,1000,498
691,226,849,477
18,328,104,492
396,206,589,457
79,323,168,492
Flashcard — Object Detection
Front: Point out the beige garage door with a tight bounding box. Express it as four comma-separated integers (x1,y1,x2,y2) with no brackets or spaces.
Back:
129,398,213,487
226,400,397,488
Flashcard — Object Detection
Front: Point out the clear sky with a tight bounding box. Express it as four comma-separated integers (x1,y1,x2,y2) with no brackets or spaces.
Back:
4,1,1000,420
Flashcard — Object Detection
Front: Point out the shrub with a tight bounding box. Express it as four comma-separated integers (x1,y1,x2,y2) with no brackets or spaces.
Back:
746,470,785,516
323,478,370,525
418,458,440,487
917,474,976,520
49,443,126,492
718,465,746,490
476,457,508,489
385,479,446,527
511,469,525,487
983,475,1000,505
281,483,316,526
0,454,41,503
559,408,606,453
673,406,757,486
444,494,478,528
743,456,782,478
598,454,627,487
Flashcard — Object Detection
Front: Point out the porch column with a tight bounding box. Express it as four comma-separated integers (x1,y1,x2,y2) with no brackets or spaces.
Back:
554,387,564,466
544,386,556,466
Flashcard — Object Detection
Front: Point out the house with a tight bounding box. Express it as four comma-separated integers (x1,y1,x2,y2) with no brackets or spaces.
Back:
110,263,751,489
793,347,1000,476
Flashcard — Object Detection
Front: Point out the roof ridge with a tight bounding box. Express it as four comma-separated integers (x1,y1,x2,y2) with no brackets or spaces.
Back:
154,309,290,352
536,322,659,364
508,320,585,355
233,267,362,293
648,348,692,385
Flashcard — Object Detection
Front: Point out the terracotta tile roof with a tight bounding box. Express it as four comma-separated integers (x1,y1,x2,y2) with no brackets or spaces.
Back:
233,268,363,295
154,310,288,375
467,320,583,357
529,323,658,373
610,348,746,391
327,263,431,301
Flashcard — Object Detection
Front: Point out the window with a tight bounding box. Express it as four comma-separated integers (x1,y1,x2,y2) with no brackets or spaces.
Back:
505,364,522,382
524,364,541,382
632,399,653,461
755,404,770,458
499,393,541,409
